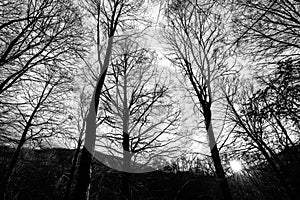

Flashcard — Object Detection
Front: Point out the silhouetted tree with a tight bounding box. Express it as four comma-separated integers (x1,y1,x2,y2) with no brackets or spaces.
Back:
0,0,85,95
72,1,147,199
99,39,181,199
232,0,300,60
221,60,300,199
0,63,75,199
162,1,235,199
0,0,86,198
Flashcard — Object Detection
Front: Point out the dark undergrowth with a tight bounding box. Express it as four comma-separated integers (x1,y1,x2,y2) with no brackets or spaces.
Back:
1,146,299,200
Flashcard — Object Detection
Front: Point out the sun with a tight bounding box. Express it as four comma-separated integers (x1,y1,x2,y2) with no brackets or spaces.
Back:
229,160,243,173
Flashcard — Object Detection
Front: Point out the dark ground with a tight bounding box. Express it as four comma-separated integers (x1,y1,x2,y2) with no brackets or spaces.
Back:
1,146,300,200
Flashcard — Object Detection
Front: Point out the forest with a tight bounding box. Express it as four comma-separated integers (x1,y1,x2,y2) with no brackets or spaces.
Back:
0,0,299,200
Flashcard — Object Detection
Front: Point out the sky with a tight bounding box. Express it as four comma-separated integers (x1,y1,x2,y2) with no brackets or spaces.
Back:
63,1,245,168
142,3,225,157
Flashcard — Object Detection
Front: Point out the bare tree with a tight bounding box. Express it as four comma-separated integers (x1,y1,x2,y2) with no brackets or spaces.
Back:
72,1,148,199
161,1,235,199
0,1,86,198
255,59,300,132
97,39,181,199
0,64,75,199
221,70,298,200
231,0,300,61
0,0,85,95
63,84,89,200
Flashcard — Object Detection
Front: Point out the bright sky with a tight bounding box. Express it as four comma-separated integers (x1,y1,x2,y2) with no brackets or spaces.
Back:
142,3,230,157
70,1,241,167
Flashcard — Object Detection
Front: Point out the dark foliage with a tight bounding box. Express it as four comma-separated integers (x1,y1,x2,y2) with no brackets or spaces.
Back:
1,146,300,200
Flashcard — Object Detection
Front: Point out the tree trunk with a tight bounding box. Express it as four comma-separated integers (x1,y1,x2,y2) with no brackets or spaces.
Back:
204,106,232,200
64,139,82,200
121,131,131,200
121,171,131,200
72,36,113,200
121,132,131,200
121,64,131,200
0,101,39,199
72,147,93,200
0,135,26,199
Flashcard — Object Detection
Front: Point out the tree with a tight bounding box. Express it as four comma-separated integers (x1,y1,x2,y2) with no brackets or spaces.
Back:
162,1,234,199
64,84,89,200
0,0,85,95
98,39,181,199
0,63,75,199
256,59,300,131
221,63,299,199
62,57,113,200
232,0,300,60
0,0,86,198
0,0,86,157
72,1,147,199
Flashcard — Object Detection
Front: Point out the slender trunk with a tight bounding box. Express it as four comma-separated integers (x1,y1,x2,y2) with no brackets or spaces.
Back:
121,132,131,200
121,62,131,200
0,135,26,199
71,76,103,200
0,90,43,199
272,112,295,148
72,146,93,200
121,166,131,200
121,131,131,200
204,107,232,200
72,36,113,200
264,97,295,148
64,139,82,200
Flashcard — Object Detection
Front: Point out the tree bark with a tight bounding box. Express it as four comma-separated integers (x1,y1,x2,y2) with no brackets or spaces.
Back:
0,132,26,199
121,170,131,200
0,87,43,199
64,139,82,200
72,36,113,200
204,106,232,200
121,130,131,200
121,123,131,200
121,60,131,200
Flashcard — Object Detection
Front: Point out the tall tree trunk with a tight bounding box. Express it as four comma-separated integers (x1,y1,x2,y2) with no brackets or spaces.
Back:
64,138,82,200
0,95,41,199
204,106,232,200
121,130,131,200
0,134,26,199
121,168,131,200
72,37,113,200
72,147,93,200
121,132,131,200
121,65,131,200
